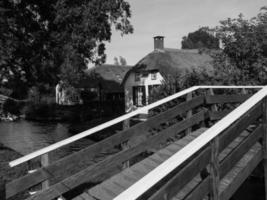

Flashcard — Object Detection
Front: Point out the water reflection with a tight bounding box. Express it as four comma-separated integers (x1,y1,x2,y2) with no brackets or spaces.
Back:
0,120,95,162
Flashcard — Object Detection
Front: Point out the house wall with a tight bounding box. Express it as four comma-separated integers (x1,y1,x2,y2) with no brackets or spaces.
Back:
124,71,164,113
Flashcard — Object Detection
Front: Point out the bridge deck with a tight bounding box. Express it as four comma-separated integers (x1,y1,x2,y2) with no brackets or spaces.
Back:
73,125,261,200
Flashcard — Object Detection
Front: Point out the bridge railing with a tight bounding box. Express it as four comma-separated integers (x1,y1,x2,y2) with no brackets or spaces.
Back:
9,86,262,168
114,85,267,200
2,85,264,200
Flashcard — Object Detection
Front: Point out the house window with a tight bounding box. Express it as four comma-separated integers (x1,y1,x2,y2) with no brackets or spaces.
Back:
151,72,157,80
135,73,141,81
133,86,146,107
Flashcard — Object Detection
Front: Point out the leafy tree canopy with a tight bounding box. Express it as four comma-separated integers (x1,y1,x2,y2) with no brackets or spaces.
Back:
212,8,267,85
114,56,127,66
181,27,219,49
0,0,133,97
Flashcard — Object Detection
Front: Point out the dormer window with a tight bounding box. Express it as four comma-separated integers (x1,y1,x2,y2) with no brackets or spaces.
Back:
135,72,141,81
151,72,157,80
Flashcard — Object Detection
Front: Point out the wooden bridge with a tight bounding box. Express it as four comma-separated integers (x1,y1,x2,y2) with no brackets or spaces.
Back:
2,85,267,200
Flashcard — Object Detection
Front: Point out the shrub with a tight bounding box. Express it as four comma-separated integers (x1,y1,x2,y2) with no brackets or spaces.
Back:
2,99,22,115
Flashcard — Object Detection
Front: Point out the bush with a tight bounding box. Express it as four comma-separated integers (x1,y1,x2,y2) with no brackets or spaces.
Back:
22,102,57,119
2,99,22,115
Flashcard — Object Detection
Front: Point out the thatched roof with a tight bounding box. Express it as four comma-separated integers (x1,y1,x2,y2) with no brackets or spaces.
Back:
122,48,214,84
79,64,132,93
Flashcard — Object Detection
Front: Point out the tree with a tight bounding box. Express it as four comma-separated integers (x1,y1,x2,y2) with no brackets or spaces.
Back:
113,56,127,65
181,27,219,49
213,9,267,85
0,0,133,97
114,57,119,65
119,56,127,66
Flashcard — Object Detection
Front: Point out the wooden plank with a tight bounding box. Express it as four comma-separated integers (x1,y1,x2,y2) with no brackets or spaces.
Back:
219,144,262,200
72,192,96,200
209,110,231,121
6,96,204,198
174,176,202,200
210,137,219,200
147,147,211,200
183,176,210,200
205,94,251,104
218,131,248,162
25,112,206,200
218,103,261,153
219,125,263,179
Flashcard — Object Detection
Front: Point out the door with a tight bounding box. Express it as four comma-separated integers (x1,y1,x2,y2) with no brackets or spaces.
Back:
133,86,146,107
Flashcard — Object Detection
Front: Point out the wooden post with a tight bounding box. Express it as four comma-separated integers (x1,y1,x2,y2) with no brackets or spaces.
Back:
262,97,267,200
241,88,247,95
122,116,130,169
210,137,220,200
209,89,218,112
209,88,219,199
208,88,218,127
41,153,49,190
0,177,6,200
186,92,192,135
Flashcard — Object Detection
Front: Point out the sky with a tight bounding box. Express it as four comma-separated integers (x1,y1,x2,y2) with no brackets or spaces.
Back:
104,0,266,66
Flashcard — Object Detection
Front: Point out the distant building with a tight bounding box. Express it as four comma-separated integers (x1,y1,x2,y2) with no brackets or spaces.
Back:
55,64,132,106
122,36,213,112
78,64,132,103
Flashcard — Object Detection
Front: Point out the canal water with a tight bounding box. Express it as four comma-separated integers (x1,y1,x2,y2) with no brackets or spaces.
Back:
0,120,96,162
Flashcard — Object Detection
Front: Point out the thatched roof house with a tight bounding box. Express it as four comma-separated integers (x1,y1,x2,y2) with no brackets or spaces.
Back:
123,36,214,111
123,39,213,84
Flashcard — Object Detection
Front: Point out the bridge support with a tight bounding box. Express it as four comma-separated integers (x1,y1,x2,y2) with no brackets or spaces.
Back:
210,137,220,200
41,153,50,189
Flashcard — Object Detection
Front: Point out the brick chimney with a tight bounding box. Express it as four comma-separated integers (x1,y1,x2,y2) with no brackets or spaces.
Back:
154,36,164,50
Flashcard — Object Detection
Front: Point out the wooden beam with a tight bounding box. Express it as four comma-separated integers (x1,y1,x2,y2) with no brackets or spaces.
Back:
208,110,231,121
218,103,261,153
184,176,211,200
205,94,251,104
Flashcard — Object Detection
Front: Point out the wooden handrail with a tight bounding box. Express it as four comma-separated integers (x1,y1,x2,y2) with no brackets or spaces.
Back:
114,85,267,200
9,86,199,167
8,85,264,167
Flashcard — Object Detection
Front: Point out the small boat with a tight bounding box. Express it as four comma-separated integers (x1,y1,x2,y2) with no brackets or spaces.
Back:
0,113,19,122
